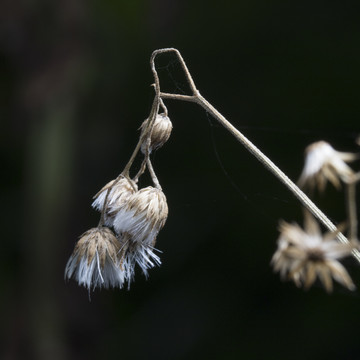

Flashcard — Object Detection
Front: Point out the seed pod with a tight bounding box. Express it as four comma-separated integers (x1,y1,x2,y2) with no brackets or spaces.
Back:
141,113,173,153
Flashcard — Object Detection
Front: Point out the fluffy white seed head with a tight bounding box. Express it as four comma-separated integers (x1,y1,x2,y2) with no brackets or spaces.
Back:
65,227,125,290
113,187,168,281
113,186,168,244
118,233,162,286
141,113,173,153
92,177,138,226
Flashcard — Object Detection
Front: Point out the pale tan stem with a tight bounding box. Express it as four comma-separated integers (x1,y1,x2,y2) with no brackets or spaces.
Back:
345,177,358,243
159,97,169,116
133,158,147,183
160,93,197,102
152,48,360,263
122,94,160,177
147,157,161,190
151,48,198,95
195,94,360,260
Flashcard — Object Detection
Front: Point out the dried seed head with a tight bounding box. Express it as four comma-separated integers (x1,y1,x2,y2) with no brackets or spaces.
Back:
65,227,125,290
92,177,138,226
112,187,168,280
298,141,358,191
118,232,161,286
141,113,173,153
113,186,168,244
271,213,355,293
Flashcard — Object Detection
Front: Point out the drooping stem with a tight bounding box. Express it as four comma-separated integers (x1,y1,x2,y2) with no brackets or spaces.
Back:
151,48,198,96
159,97,169,116
133,158,147,183
122,94,160,177
151,48,360,263
147,157,161,190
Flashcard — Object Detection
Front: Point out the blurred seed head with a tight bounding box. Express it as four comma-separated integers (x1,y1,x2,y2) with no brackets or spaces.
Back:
271,212,355,293
298,141,357,191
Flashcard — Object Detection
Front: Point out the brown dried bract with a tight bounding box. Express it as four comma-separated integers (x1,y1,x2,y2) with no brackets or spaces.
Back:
74,227,121,268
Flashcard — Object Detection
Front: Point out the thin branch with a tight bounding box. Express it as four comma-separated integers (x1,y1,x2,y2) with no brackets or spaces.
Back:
122,91,160,177
159,97,169,116
345,177,358,243
160,92,197,102
133,158,147,183
151,48,198,95
147,157,161,190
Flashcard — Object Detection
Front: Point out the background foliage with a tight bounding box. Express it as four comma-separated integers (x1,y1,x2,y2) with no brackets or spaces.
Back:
2,0,360,359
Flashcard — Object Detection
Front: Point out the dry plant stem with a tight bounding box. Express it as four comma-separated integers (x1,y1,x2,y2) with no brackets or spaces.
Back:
152,48,360,263
133,158,147,183
151,48,198,96
159,97,168,116
122,95,160,177
146,157,162,190
134,132,153,183
99,71,164,223
346,178,358,243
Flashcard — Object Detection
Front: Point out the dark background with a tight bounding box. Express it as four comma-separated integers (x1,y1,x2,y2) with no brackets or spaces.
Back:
2,1,360,359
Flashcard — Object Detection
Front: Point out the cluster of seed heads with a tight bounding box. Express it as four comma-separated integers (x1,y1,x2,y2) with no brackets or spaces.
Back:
272,141,359,293
65,112,172,290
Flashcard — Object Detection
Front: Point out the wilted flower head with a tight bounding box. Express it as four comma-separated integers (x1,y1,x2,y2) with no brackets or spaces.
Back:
298,141,357,191
92,177,138,226
113,186,168,280
65,227,125,290
271,212,355,293
141,113,173,153
113,186,168,242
